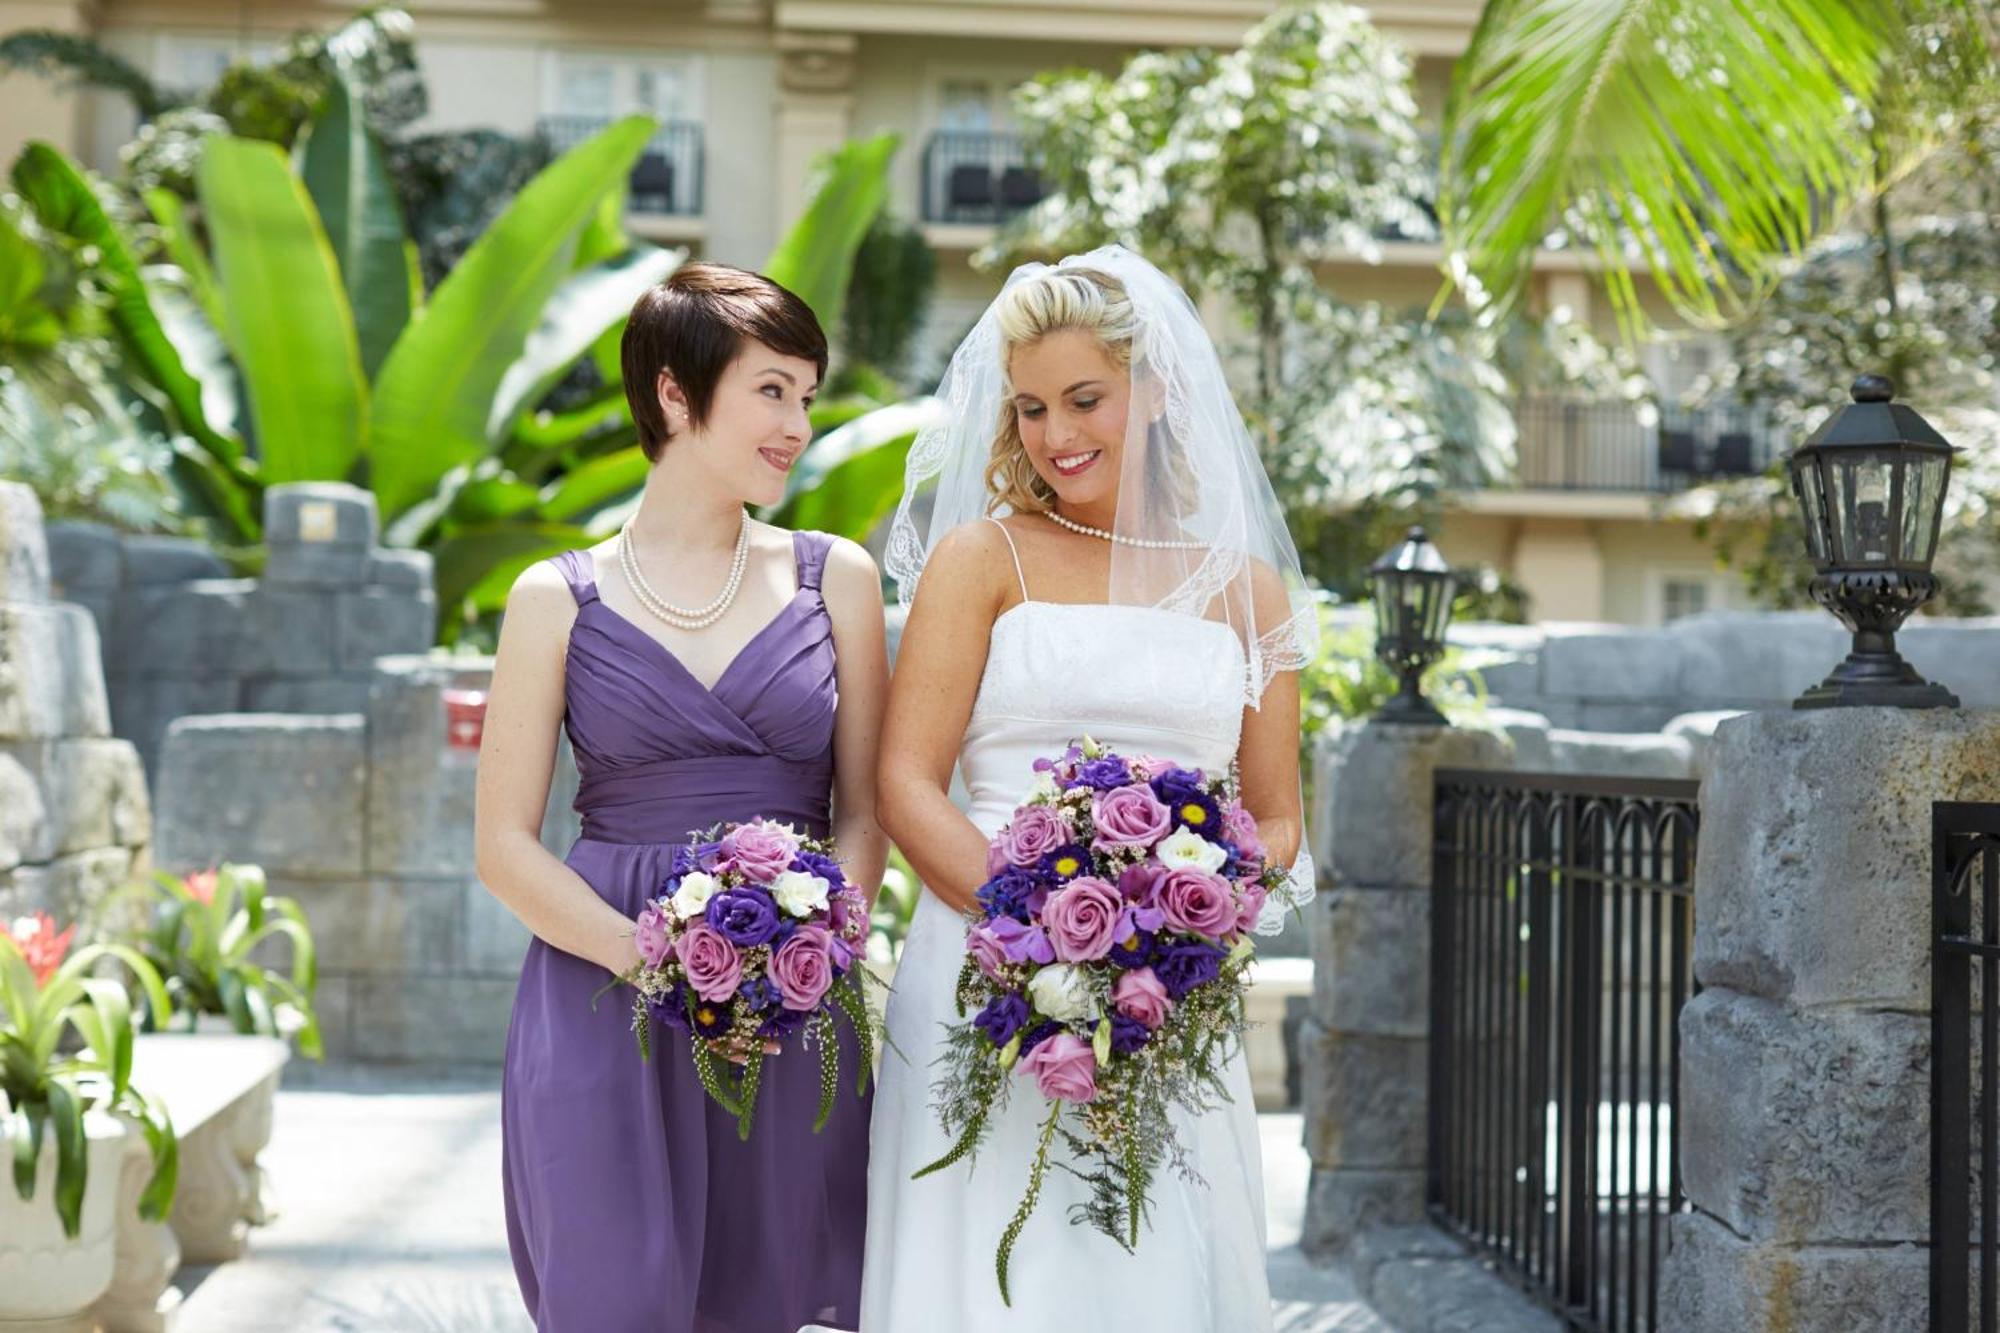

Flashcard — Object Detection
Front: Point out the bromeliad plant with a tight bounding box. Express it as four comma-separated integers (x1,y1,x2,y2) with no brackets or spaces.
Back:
115,864,323,1059
0,911,178,1239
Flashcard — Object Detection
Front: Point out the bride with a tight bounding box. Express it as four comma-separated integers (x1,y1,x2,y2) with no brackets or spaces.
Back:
861,246,1318,1330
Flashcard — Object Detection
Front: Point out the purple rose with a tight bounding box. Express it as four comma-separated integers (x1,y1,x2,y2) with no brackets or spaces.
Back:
634,904,672,968
675,924,743,1002
988,916,1055,965
1073,756,1133,791
996,805,1068,868
771,924,835,1010
1112,966,1172,1029
722,820,800,881
1154,940,1225,1000
1159,867,1237,937
706,887,782,947
1092,784,1173,852
1017,1032,1097,1104
973,992,1030,1047
968,924,1010,979
1042,876,1124,962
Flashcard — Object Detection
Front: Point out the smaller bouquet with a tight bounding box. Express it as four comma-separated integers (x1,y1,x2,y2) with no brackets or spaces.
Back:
622,819,876,1139
916,737,1284,1302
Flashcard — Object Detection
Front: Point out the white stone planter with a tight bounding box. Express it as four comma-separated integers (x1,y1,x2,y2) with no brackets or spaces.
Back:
0,1110,133,1331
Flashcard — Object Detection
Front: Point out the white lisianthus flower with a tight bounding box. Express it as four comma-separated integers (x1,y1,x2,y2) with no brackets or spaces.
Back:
1157,827,1228,874
770,869,831,918
669,870,721,920
1027,963,1099,1022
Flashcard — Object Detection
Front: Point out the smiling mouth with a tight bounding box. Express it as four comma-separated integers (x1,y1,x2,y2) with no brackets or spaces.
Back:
1050,450,1101,477
759,448,799,472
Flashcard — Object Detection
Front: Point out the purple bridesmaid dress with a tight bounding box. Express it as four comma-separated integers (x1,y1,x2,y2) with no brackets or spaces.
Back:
502,530,870,1332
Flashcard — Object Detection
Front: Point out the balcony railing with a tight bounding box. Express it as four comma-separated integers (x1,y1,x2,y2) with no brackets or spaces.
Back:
920,130,1048,225
538,116,704,217
1511,398,1781,494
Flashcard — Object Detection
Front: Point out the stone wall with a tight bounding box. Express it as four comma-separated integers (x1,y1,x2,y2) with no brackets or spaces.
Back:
0,483,152,926
47,483,435,775
150,655,578,1064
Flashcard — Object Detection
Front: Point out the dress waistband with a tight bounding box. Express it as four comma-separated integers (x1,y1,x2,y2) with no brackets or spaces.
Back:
574,753,834,845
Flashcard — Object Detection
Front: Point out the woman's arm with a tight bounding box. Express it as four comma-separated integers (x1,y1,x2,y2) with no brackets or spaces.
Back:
876,524,1011,916
472,561,641,976
1235,563,1306,869
821,535,891,908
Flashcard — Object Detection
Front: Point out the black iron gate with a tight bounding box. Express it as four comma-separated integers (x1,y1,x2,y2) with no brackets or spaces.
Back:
1933,801,2000,1331
1430,770,1698,1332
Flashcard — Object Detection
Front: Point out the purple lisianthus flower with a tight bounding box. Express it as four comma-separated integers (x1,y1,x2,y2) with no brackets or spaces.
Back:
1072,756,1133,791
791,850,846,888
738,976,781,1011
706,887,782,947
1017,1019,1063,1056
1106,923,1158,969
976,867,1042,923
649,984,692,1033
973,992,1031,1047
759,1006,812,1040
988,916,1056,965
1039,844,1095,882
1150,766,1207,805
1154,940,1226,999
1109,1013,1153,1055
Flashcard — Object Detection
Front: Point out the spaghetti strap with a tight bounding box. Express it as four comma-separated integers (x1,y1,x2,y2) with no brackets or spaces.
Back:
548,549,600,607
984,516,1030,602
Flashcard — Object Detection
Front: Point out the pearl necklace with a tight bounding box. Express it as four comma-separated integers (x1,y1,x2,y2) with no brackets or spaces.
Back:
618,512,750,631
1045,509,1207,550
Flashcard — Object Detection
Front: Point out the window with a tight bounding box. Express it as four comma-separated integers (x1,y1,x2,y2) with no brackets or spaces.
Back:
547,53,701,122
156,34,275,91
938,79,995,133
1661,578,1710,624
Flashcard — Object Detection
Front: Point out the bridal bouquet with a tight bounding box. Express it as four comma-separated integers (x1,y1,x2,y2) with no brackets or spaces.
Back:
621,819,876,1139
915,737,1278,1302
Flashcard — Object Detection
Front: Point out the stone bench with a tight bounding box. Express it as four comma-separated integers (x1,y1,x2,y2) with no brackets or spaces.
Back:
91,1033,289,1332
1246,956,1311,1112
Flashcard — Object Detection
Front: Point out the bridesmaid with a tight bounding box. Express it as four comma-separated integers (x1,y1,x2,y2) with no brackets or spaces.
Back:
473,263,888,1332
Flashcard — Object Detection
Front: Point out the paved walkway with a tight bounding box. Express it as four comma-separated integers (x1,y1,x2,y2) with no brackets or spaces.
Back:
172,1065,1388,1331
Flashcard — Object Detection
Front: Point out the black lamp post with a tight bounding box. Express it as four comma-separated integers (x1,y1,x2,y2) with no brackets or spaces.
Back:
1787,374,1959,710
1370,526,1456,725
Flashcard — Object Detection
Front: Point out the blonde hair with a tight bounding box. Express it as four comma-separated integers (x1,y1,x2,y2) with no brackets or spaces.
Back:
984,268,1139,514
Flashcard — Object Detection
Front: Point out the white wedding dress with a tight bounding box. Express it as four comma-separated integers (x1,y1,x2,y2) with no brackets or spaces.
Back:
859,593,1274,1331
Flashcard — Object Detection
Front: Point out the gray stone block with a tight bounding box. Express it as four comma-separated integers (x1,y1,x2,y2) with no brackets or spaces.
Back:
4,846,134,924
1663,709,1749,778
1656,1210,1926,1333
1904,620,2000,709
45,519,121,593
1695,709,2000,1009
0,602,110,740
1482,708,1553,770
263,483,378,549
1370,1253,1564,1333
241,675,373,714
1299,1018,1426,1170
367,657,482,877
118,535,227,586
1474,654,1542,702
336,590,435,672
251,588,339,674
1539,628,1680,703
367,549,434,594
154,713,366,877
464,880,532,975
266,877,465,975
1316,721,1509,889
1671,610,1848,708
0,483,51,603
0,752,45,873
263,544,371,589
111,675,242,772
1678,989,1928,1244
0,738,150,860
1544,729,1696,780
1301,1167,1424,1258
343,975,515,1063
113,579,257,675
1348,1223,1467,1302
1569,700,1681,733
1310,887,1428,1038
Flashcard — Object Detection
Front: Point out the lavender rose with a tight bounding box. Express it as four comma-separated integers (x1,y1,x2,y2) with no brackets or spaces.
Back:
1017,1031,1098,1104
706,887,783,947
1159,867,1238,937
1235,881,1269,934
996,805,1068,868
675,924,743,1002
771,924,835,1010
968,924,1011,979
723,820,799,880
634,904,672,968
1092,784,1172,852
1222,802,1267,866
1112,966,1172,1029
1042,876,1124,962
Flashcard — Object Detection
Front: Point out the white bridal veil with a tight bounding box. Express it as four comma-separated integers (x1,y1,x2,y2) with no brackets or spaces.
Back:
884,244,1321,931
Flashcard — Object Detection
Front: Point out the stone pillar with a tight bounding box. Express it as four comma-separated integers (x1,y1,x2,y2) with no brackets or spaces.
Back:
1300,718,1508,1256
773,32,857,236
1658,709,2000,1330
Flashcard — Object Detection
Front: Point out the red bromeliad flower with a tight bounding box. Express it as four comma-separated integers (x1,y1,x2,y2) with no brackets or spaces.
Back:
183,868,219,906
2,911,77,988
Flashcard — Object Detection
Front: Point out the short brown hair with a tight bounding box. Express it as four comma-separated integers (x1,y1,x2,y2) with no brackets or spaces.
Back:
621,263,829,462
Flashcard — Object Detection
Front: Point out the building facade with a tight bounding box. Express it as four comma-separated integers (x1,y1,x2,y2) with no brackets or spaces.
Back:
1,0,1766,626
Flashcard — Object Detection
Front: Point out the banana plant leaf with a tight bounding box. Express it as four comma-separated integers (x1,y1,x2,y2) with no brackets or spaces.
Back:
763,133,898,338
769,397,943,542
299,69,411,378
